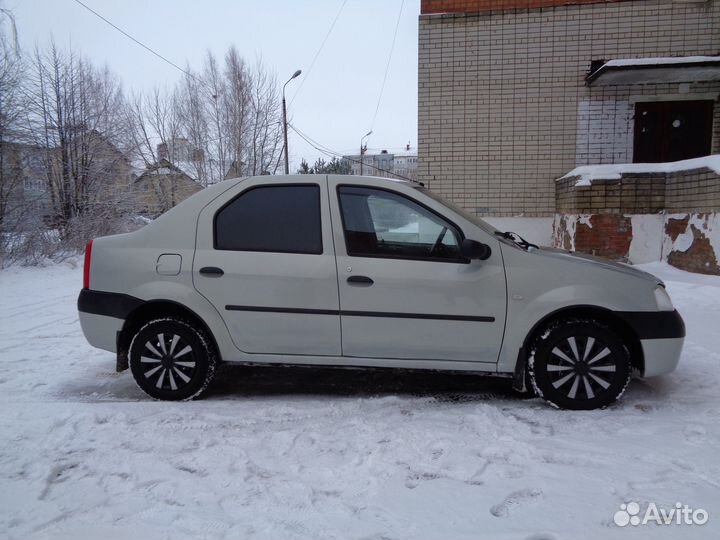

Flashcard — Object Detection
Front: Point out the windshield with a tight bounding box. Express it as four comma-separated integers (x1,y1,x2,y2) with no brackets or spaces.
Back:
416,186,500,236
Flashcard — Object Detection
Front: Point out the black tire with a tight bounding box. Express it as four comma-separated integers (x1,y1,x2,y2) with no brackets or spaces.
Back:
528,319,631,410
129,317,217,401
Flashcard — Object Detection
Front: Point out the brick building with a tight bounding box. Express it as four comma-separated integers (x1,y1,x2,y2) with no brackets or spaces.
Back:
418,0,720,273
418,0,719,215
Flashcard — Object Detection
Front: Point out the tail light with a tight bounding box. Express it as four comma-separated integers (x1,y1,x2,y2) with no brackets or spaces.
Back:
83,239,93,289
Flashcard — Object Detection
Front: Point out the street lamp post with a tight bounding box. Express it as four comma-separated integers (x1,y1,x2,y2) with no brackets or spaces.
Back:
360,130,372,176
282,69,302,174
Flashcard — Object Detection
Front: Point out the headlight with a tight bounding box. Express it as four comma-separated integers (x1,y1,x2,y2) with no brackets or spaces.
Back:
654,286,674,311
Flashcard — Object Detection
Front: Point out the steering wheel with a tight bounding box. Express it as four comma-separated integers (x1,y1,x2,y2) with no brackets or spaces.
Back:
429,226,448,256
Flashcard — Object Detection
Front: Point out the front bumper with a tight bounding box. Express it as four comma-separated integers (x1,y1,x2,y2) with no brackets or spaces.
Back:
615,309,685,340
614,309,685,377
640,337,684,377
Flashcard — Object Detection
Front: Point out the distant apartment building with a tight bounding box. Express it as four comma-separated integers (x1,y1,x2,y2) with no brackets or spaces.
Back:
418,0,720,274
343,146,418,181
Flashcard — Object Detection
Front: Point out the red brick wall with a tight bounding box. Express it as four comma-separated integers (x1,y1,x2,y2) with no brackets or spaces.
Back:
553,213,720,275
421,0,633,15
665,215,720,276
573,215,633,260
553,214,630,259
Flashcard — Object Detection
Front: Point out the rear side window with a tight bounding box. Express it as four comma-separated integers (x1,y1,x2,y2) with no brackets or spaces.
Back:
215,185,322,254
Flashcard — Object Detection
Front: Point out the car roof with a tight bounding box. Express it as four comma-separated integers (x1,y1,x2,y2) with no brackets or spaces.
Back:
232,174,417,189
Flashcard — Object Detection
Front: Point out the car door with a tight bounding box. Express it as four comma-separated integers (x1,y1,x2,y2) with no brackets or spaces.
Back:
193,177,341,356
328,177,506,364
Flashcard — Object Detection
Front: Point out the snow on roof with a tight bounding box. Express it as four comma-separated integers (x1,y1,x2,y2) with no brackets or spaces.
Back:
603,56,720,68
559,155,720,187
174,160,198,179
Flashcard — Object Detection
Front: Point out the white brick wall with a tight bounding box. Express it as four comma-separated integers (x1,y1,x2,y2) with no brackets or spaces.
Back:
576,99,634,165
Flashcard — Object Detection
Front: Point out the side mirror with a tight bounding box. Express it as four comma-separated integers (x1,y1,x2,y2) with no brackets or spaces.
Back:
461,238,492,260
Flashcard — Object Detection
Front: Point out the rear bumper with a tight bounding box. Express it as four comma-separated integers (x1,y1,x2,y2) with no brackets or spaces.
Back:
79,310,123,353
78,289,143,353
77,288,143,319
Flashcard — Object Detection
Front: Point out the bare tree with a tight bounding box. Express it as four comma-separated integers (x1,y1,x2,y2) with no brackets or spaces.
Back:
0,24,28,255
130,48,284,186
223,46,251,178
127,87,186,213
199,51,226,183
24,43,131,242
2,28,287,264
177,64,210,185
246,59,283,176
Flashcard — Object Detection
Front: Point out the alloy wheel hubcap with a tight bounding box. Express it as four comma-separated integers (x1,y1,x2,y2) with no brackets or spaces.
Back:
140,333,196,391
546,336,617,400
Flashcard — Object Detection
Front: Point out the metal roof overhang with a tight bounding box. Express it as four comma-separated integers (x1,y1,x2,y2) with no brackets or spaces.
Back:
586,58,720,86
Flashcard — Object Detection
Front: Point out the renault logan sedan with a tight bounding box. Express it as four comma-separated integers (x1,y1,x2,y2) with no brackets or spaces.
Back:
77,175,684,409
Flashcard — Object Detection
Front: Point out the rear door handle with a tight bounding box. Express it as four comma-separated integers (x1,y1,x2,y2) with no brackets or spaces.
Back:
347,275,373,286
199,266,224,277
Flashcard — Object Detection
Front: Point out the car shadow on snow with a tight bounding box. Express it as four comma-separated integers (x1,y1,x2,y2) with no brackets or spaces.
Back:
60,359,672,408
206,366,673,410
204,364,528,403
57,363,530,403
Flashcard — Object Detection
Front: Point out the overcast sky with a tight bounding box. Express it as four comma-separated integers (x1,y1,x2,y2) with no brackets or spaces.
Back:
9,0,419,170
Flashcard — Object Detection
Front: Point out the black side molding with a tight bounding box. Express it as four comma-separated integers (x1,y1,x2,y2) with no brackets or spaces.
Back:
226,305,338,316
78,289,143,320
225,304,495,322
615,309,685,340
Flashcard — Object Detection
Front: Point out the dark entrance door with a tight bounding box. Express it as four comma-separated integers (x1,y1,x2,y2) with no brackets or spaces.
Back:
633,100,713,163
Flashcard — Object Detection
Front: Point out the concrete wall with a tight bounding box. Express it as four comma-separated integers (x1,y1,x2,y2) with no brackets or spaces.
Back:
418,0,720,217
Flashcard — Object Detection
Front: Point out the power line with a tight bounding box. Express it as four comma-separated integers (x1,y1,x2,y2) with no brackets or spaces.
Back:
370,0,405,131
289,123,339,156
290,0,348,106
289,123,414,182
70,0,207,90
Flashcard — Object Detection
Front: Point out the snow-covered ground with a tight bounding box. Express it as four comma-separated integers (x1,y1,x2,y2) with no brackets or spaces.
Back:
1,260,719,540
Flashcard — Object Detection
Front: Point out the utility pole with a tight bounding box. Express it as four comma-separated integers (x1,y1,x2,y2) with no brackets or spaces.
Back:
360,130,372,176
282,69,302,174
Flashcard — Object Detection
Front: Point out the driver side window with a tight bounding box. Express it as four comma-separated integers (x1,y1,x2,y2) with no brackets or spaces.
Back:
338,186,463,261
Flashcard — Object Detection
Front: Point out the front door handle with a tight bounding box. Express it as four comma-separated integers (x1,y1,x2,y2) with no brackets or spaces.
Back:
199,266,224,277
347,275,373,286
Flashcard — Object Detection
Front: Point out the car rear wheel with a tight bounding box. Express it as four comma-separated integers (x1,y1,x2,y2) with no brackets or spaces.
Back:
528,319,631,410
129,317,217,401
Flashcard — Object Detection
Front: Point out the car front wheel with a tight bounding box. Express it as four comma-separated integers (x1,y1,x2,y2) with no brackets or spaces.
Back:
529,319,631,410
129,317,217,400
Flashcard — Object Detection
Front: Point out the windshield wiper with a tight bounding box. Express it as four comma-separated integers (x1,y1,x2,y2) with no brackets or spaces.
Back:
494,230,539,251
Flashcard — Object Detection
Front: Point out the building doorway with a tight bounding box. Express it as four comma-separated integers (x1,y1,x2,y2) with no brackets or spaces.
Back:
633,100,713,163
